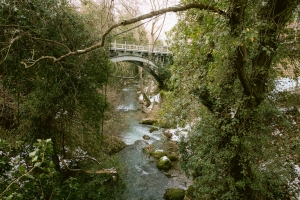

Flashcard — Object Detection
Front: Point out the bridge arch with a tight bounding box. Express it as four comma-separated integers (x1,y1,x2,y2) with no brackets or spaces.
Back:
108,42,172,88
110,56,164,87
110,56,157,68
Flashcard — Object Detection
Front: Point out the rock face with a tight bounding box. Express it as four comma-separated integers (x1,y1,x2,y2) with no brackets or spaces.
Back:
163,188,185,200
157,156,172,171
152,150,167,159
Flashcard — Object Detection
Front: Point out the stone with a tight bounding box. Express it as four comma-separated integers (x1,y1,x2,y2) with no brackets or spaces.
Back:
152,149,167,159
163,130,173,139
142,144,155,154
163,188,185,200
165,173,172,178
149,126,159,133
139,118,157,125
167,152,178,161
143,135,151,140
106,136,126,155
157,156,172,171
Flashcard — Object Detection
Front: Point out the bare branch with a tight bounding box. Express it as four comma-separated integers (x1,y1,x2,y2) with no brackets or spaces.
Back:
32,37,71,52
71,156,101,165
22,3,226,68
0,35,22,65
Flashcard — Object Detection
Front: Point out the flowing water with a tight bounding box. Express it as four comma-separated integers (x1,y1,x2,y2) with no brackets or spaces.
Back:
115,83,190,200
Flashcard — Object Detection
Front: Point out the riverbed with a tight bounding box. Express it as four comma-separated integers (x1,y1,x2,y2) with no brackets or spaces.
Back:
115,83,190,200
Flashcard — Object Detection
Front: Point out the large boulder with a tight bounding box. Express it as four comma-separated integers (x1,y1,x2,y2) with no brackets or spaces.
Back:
157,156,172,171
152,149,167,159
104,136,126,155
163,188,185,200
149,126,159,133
139,118,157,125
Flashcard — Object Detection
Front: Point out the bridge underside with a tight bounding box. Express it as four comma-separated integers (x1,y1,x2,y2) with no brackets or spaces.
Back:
110,55,164,87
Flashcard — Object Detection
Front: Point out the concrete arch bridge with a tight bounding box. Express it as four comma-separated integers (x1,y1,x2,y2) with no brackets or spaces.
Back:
109,42,172,87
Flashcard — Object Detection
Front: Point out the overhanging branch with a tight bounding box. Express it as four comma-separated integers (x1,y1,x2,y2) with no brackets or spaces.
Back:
21,3,226,68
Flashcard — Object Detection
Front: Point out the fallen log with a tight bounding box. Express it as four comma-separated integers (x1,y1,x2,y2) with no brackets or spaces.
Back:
60,158,117,174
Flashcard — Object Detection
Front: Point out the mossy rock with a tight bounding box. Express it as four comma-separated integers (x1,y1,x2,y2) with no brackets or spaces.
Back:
157,156,172,171
167,152,178,161
149,126,159,133
104,136,126,155
163,188,185,200
152,149,167,159
142,144,155,154
140,118,157,125
163,130,173,139
143,135,151,140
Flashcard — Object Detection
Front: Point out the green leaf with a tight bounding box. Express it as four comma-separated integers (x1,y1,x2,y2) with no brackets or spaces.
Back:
25,173,35,180
29,151,36,158
34,162,41,167
32,156,38,162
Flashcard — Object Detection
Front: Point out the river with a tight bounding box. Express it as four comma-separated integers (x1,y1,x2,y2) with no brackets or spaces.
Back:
115,82,190,200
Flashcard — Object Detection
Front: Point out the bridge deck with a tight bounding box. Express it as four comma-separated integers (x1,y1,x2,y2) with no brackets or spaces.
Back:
110,42,172,55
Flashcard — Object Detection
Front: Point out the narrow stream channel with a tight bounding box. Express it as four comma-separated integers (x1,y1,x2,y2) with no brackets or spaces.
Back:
115,83,189,200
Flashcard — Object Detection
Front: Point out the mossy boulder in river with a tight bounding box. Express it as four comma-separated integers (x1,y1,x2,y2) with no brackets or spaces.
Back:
163,188,185,200
152,149,167,159
167,152,178,161
139,118,157,125
143,135,151,140
157,156,172,171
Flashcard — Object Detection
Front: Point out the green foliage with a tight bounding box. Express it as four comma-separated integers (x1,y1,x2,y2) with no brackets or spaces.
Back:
0,139,74,199
0,0,111,154
0,138,126,200
0,0,121,199
163,0,300,199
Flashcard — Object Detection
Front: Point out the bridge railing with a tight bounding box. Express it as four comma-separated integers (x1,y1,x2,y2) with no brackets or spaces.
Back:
109,42,172,55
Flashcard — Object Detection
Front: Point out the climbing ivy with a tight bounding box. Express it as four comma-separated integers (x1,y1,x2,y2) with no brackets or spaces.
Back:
163,0,300,199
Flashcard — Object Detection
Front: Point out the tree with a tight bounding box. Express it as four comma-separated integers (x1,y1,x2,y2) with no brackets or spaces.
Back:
165,0,300,199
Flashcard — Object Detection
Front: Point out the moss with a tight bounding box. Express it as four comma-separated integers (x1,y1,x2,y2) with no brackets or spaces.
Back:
163,188,185,200
186,185,195,199
167,152,178,161
149,126,159,133
142,144,155,154
152,149,167,159
157,156,172,171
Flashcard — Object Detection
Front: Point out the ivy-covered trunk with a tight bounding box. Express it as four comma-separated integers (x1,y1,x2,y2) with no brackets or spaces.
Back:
167,0,299,199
